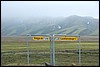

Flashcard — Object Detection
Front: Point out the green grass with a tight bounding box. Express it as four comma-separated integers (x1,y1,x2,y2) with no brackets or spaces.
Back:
1,36,99,66
71,27,86,35
50,25,79,34
90,29,99,36
50,25,87,35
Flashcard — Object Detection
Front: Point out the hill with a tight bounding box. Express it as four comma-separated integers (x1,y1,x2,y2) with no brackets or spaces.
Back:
1,15,99,36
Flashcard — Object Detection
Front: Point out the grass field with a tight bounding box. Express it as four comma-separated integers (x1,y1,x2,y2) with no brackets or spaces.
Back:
1,36,99,66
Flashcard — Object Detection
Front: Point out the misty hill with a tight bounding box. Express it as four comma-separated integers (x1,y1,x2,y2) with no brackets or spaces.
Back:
1,15,99,36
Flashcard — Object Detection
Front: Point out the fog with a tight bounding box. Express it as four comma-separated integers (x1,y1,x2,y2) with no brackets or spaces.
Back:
1,1,99,19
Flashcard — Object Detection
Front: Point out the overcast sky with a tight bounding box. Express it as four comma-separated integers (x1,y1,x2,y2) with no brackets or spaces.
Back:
1,1,99,19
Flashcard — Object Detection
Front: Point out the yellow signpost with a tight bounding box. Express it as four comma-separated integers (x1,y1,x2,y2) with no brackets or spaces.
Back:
32,36,50,40
32,36,44,40
27,34,80,66
33,36,78,41
54,36,78,41
60,36,78,41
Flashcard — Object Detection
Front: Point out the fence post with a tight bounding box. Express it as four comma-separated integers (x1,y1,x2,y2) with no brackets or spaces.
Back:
78,35,81,66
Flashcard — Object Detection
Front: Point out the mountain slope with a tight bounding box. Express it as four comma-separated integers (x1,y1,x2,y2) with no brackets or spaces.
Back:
1,15,99,36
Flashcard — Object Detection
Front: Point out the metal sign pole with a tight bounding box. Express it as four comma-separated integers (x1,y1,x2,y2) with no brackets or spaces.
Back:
26,34,80,66
78,35,81,66
26,34,29,64
50,34,55,66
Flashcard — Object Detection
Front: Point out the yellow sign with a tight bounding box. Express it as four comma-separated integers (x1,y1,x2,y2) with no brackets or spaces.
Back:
32,36,78,41
33,36,44,40
32,36,50,40
54,36,78,41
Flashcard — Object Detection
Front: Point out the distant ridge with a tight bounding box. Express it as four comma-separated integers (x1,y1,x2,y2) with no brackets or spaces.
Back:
1,15,99,36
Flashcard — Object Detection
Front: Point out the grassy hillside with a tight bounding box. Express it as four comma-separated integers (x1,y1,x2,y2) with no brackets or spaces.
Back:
1,15,99,36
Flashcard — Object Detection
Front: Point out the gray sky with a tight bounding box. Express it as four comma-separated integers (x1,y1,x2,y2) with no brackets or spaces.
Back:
1,1,99,19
